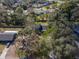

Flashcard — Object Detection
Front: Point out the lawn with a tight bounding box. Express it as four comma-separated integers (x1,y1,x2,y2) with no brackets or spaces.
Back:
0,28,23,32
0,44,5,54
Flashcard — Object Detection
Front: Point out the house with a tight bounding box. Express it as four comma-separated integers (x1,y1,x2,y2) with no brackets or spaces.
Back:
0,31,18,42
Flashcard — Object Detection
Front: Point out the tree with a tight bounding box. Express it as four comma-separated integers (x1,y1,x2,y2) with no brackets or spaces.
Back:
47,1,78,59
16,0,79,59
12,6,25,26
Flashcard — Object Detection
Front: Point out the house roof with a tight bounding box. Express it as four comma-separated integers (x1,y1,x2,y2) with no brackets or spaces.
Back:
0,32,17,41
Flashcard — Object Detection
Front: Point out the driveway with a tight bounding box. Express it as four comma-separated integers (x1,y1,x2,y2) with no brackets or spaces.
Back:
5,45,19,59
0,47,9,59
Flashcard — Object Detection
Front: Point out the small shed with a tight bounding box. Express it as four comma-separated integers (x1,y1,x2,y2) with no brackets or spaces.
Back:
0,31,18,42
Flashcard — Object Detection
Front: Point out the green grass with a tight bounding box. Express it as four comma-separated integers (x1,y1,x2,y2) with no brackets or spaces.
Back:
0,44,5,54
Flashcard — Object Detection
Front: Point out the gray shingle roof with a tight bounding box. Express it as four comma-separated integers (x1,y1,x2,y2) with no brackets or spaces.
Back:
0,32,17,41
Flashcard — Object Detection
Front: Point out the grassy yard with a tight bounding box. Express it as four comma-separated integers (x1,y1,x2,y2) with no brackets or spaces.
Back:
0,44,5,54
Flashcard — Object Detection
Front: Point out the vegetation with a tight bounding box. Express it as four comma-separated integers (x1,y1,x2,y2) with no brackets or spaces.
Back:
0,0,79,59
0,42,7,54
15,0,79,59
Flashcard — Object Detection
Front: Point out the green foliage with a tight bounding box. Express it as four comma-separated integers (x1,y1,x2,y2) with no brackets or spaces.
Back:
15,6,23,14
46,1,77,59
16,49,27,58
0,6,25,26
16,0,79,59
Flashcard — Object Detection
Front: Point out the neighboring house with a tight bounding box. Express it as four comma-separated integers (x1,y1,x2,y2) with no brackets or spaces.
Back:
35,24,48,32
0,31,18,42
